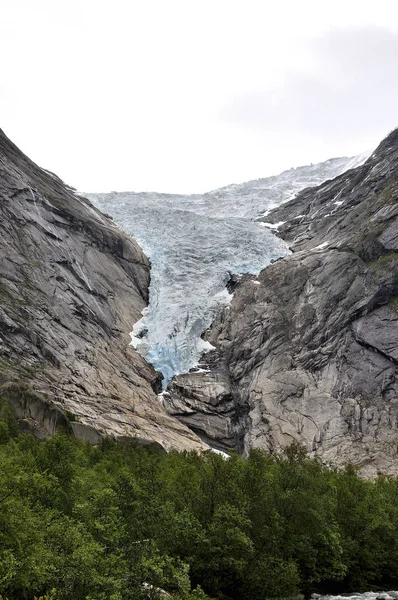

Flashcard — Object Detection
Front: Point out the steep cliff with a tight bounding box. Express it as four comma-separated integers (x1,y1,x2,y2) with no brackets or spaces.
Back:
168,128,398,476
0,129,204,451
89,155,361,386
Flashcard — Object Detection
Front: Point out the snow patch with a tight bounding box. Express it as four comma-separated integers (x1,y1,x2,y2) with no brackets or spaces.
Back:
200,340,216,353
313,241,329,251
210,448,230,459
260,221,286,230
130,335,140,350
130,315,147,350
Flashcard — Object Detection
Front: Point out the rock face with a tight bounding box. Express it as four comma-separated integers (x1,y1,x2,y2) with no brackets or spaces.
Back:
168,128,398,476
88,154,362,386
0,128,205,451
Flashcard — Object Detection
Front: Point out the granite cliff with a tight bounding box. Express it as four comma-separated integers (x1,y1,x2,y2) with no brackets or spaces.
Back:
0,128,204,451
89,155,360,386
4,123,398,475
168,128,398,476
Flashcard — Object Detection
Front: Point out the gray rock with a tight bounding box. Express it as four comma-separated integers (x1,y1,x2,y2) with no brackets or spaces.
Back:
0,128,205,452
69,421,105,444
168,128,398,475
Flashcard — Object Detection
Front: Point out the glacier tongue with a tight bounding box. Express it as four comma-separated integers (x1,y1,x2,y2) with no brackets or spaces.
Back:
89,154,368,385
93,202,289,384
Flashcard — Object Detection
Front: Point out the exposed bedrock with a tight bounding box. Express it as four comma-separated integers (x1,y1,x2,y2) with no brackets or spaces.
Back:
168,128,398,475
0,128,205,451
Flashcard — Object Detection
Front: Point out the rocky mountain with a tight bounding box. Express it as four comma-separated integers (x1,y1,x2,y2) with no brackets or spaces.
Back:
0,128,205,451
4,122,398,476
89,155,360,388
168,128,398,476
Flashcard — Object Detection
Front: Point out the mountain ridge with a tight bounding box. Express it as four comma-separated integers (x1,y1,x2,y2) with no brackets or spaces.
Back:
3,123,398,475
89,153,363,385
0,127,205,452
167,127,398,476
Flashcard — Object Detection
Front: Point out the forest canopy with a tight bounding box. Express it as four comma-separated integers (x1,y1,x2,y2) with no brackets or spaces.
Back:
1,399,398,600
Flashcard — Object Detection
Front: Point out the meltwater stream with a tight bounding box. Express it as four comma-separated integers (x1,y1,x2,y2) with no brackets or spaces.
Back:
89,156,364,385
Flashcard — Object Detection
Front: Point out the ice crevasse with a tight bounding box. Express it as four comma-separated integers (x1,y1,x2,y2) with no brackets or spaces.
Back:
89,154,368,386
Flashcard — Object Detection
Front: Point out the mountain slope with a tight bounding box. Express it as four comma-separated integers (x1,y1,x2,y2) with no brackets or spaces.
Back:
89,154,362,385
0,128,204,451
168,128,398,476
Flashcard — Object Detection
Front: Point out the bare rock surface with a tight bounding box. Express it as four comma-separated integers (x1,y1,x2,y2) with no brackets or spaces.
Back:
0,128,205,451
169,128,398,475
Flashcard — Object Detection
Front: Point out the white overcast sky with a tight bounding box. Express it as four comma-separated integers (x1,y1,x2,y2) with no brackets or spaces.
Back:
1,0,398,193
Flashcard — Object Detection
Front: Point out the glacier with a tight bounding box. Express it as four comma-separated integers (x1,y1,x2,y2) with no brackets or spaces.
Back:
89,154,369,386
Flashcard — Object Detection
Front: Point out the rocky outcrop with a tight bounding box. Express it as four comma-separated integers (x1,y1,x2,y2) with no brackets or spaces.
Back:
168,128,398,475
0,128,205,451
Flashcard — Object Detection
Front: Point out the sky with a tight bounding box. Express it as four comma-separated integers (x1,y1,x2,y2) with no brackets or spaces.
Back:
1,0,398,194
